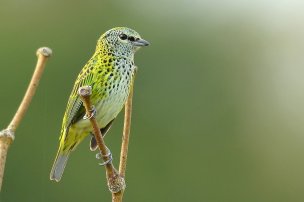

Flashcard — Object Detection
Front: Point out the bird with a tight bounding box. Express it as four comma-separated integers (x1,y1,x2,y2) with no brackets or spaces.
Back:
50,27,149,182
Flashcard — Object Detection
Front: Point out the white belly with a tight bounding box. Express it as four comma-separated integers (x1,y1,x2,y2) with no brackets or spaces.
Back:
95,86,130,128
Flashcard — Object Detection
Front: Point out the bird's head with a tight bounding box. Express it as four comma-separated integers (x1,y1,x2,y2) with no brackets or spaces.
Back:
98,27,149,57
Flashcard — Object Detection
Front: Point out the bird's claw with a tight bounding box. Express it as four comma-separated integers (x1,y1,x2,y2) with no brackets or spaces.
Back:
83,106,97,120
96,148,113,166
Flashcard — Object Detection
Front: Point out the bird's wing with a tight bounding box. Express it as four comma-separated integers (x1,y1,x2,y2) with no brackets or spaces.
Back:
61,59,97,136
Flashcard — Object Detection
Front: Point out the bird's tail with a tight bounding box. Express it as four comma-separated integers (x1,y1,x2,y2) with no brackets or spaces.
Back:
50,148,70,182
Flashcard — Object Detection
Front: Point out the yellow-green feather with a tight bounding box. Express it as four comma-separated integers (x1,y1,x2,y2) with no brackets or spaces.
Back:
50,27,145,182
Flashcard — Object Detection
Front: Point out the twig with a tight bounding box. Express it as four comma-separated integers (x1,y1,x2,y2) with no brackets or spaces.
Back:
112,86,134,202
119,86,133,177
0,47,52,191
78,86,126,196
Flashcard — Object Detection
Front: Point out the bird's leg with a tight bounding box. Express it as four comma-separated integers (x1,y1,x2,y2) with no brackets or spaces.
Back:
83,105,97,120
96,146,113,166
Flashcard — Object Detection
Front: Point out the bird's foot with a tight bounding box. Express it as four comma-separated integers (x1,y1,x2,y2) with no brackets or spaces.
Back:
96,147,113,166
83,105,97,120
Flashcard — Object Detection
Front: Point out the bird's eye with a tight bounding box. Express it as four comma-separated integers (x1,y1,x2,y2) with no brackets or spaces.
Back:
119,34,128,40
128,36,135,42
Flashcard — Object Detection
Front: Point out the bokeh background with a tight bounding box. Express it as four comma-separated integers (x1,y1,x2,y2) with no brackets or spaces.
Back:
1,0,304,201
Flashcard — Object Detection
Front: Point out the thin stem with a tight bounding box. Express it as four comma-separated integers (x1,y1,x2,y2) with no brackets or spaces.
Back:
0,138,12,191
78,86,125,195
79,80,134,202
8,47,52,131
112,84,134,202
78,87,110,162
119,87,133,177
0,47,52,191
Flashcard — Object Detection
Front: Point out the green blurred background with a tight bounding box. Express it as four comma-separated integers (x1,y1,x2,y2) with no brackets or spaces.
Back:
1,0,304,201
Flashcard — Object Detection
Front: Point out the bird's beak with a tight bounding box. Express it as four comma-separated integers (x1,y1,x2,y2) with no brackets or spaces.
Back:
133,38,150,47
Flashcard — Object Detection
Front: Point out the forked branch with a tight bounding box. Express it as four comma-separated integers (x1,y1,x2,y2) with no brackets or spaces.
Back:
78,84,134,202
78,86,126,197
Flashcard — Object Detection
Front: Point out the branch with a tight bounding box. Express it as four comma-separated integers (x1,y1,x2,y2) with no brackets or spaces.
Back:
78,86,126,196
112,85,134,202
119,86,133,177
0,47,52,191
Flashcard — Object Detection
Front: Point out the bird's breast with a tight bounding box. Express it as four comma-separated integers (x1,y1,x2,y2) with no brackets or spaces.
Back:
94,60,135,128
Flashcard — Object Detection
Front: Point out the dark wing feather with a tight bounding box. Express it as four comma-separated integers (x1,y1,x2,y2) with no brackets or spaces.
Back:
90,119,115,151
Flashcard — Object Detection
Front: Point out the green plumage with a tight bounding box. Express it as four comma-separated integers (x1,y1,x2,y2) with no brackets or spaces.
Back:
50,27,149,182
